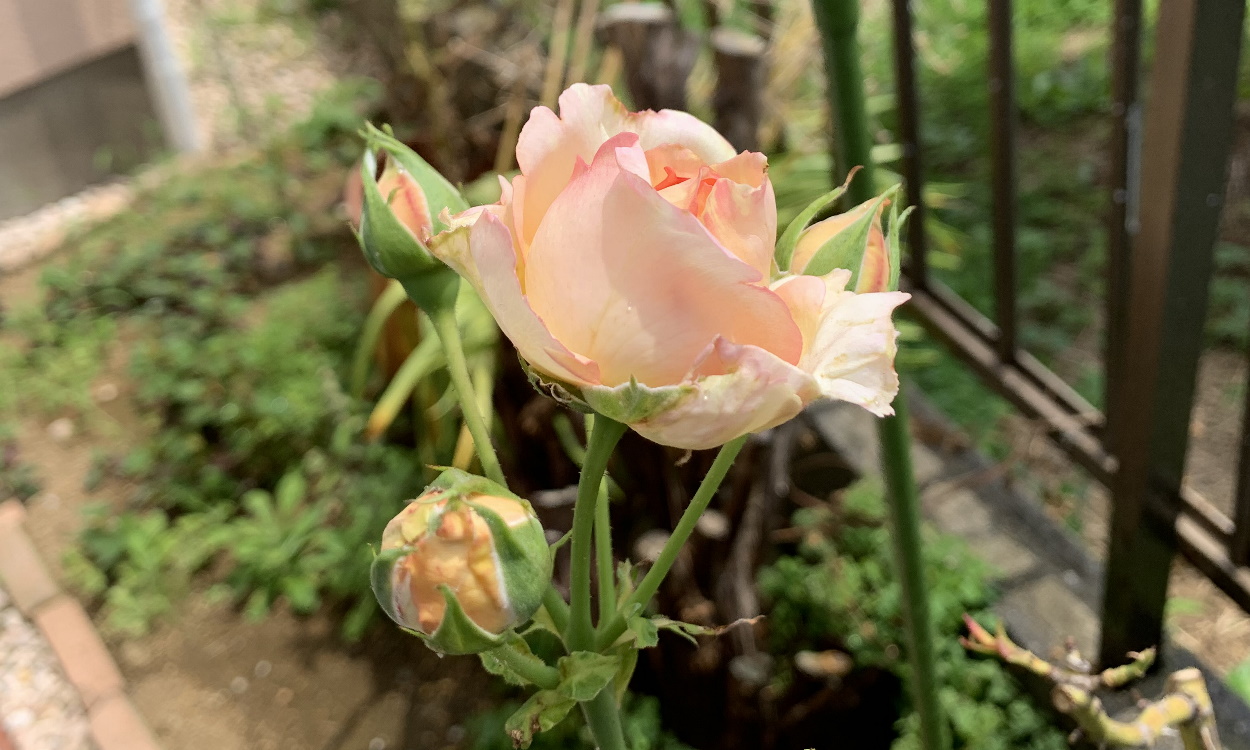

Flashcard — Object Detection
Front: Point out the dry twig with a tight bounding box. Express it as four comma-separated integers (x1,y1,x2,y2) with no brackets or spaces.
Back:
962,615,1221,749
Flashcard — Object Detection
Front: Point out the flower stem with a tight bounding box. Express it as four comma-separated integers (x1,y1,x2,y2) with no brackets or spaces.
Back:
812,0,948,744
877,391,948,750
428,308,507,488
580,688,627,750
566,415,627,652
595,436,747,650
595,481,615,625
489,644,560,690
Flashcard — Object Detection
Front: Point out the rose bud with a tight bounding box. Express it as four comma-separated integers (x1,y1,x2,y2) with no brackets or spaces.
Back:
356,126,469,314
429,83,909,450
371,469,551,655
786,191,895,293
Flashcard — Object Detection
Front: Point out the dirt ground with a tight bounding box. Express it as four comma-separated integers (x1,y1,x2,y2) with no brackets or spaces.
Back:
3,261,502,750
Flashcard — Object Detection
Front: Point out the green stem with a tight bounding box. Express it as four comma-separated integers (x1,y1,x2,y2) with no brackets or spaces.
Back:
350,279,409,398
878,393,947,750
580,688,627,750
812,0,875,203
595,435,747,650
543,586,570,634
811,1,947,745
595,481,615,625
428,309,507,488
566,415,627,651
489,644,560,690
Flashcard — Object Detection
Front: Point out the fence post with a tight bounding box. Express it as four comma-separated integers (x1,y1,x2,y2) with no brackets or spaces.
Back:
1098,0,1244,667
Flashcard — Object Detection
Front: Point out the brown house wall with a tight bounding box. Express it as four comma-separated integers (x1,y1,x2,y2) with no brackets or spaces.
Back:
0,0,136,98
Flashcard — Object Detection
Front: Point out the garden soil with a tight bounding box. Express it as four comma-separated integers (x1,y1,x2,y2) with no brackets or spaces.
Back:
2,266,499,750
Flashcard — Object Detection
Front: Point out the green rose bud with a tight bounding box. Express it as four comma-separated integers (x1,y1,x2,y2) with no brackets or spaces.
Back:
356,125,470,315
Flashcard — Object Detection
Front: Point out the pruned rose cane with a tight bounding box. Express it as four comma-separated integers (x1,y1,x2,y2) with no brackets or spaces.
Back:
372,470,550,655
429,84,909,450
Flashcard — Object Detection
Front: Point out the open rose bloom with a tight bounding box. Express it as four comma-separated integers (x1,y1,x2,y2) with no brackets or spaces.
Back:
431,84,909,450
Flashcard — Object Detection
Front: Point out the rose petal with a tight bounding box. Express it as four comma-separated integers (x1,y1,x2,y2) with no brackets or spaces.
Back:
798,272,909,416
523,135,802,387
514,83,737,247
625,338,819,450
429,213,600,386
699,172,776,278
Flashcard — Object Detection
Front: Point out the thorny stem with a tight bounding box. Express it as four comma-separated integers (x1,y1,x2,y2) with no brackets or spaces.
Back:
566,415,627,652
428,309,507,488
595,435,748,650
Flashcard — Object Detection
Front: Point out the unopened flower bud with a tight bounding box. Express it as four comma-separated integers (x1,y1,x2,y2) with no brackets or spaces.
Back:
790,194,892,291
356,125,470,315
371,470,551,654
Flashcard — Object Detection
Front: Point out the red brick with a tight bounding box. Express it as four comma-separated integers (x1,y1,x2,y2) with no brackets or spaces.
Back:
0,500,60,614
34,595,123,708
89,694,162,750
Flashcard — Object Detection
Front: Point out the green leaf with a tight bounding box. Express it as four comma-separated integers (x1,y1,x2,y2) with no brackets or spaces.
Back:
626,615,659,648
274,471,307,516
554,651,619,701
504,689,578,749
480,639,544,687
614,647,638,706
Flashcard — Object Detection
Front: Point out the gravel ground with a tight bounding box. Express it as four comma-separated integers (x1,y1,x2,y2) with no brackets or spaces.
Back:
0,585,93,750
0,183,132,273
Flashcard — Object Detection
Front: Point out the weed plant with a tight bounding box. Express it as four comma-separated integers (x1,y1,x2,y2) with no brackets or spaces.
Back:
758,481,1068,750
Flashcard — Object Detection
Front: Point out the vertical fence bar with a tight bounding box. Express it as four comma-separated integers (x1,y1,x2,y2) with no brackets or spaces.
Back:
1103,0,1143,447
1232,369,1250,564
1098,0,1245,666
890,0,928,287
986,0,1018,362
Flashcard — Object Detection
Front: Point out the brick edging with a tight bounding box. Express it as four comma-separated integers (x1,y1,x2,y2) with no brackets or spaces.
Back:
0,500,161,750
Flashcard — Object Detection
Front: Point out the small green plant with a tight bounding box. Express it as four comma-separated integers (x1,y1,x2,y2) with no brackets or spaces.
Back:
757,480,1068,750
1228,658,1250,705
466,692,693,750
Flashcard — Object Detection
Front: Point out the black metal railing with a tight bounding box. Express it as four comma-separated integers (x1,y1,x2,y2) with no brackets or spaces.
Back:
888,0,1248,664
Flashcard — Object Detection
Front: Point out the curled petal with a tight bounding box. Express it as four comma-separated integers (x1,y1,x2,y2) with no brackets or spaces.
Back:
622,339,819,450
798,272,910,416
524,135,802,387
699,172,777,278
428,213,599,386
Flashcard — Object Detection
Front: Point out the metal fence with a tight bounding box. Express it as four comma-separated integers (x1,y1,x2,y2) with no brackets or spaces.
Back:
887,0,1248,665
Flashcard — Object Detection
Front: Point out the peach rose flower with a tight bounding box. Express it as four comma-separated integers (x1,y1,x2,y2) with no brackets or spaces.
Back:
431,84,909,450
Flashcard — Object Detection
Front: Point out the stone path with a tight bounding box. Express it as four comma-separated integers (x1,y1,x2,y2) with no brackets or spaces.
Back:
0,502,158,750
0,582,93,750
